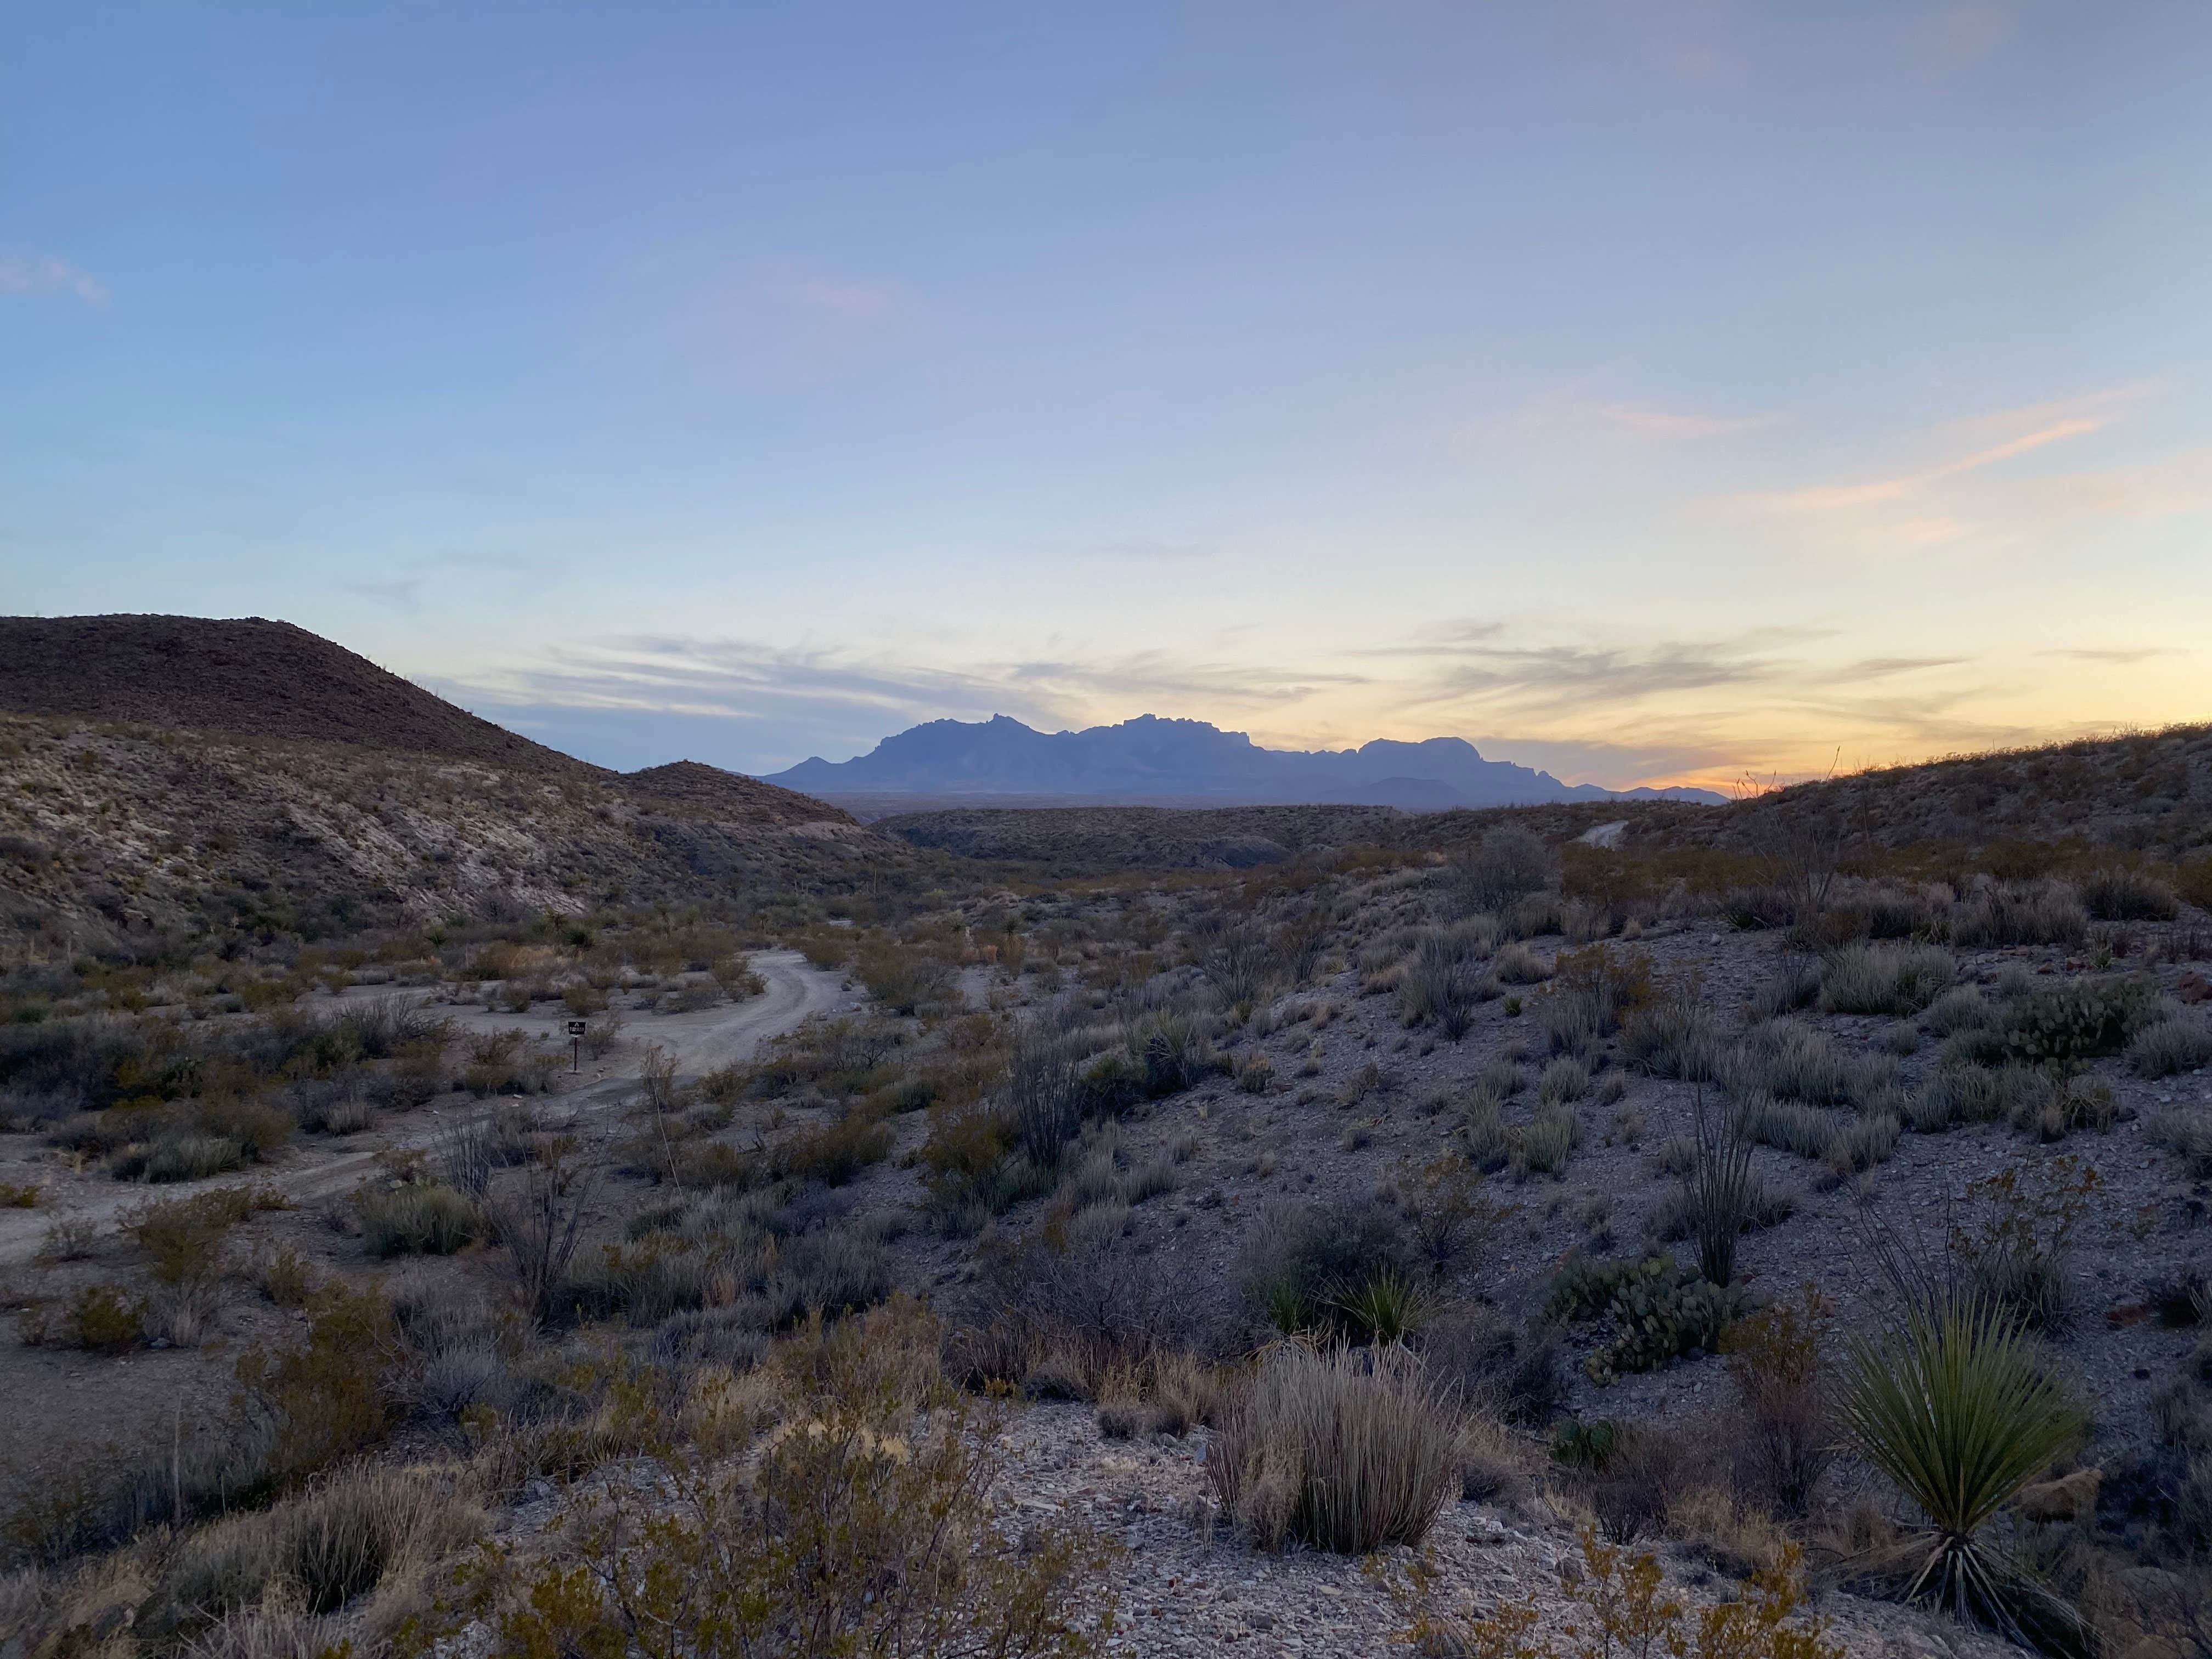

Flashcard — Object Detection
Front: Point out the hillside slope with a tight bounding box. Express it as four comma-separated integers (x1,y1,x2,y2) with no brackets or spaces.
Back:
0,713,896,949
0,617,884,946
0,614,586,774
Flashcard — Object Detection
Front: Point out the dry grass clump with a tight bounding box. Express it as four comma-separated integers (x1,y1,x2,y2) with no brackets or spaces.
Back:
353,1180,485,1257
1818,943,1955,1017
2128,1013,2212,1078
1948,879,2090,948
2080,864,2179,921
2147,1105,2212,1176
1209,1341,1464,1553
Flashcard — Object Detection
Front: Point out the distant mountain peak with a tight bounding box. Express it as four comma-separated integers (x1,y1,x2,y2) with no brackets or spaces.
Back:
763,713,1725,808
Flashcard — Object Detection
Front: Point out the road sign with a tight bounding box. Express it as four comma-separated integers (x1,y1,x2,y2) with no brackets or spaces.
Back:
565,1020,588,1036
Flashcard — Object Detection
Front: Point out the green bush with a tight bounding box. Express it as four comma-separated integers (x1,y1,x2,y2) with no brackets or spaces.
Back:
1584,1261,1751,1385
1995,977,2157,1064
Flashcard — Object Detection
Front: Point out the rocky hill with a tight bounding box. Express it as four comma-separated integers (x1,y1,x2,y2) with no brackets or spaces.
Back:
0,616,888,949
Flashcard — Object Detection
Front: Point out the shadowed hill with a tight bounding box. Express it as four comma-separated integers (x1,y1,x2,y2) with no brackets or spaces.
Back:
0,614,853,832
0,614,583,774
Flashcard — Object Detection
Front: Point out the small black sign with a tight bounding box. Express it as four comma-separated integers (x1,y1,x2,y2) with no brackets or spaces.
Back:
565,1019,588,1036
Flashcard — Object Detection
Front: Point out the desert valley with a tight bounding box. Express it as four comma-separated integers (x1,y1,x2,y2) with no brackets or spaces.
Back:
0,616,2207,1659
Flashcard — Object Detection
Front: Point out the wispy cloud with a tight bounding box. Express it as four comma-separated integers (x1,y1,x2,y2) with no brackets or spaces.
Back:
1585,401,1779,439
0,256,107,305
1473,387,1779,446
1739,387,2150,529
2039,646,2188,665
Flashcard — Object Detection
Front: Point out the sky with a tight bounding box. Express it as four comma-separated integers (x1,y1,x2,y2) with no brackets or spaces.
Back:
3,2,2209,792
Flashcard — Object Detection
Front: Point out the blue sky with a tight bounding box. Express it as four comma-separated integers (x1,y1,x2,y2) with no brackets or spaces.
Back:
4,2,2208,788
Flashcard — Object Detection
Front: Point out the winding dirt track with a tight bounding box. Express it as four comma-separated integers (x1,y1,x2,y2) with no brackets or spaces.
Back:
0,949,852,1267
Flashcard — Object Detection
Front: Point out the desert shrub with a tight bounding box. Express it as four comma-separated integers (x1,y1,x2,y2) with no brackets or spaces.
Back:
1745,955,1821,1021
1127,1011,1219,1097
1243,1196,1418,1339
1414,1306,1564,1426
1947,1160,2097,1336
1398,927,1491,1041
1990,975,2158,1064
139,1131,247,1182
773,1111,895,1186
1620,987,1723,1081
854,936,956,1014
1819,943,1955,1016
1673,1093,1757,1286
1734,1019,1902,1110
1398,1154,1502,1280
438,1297,1110,1659
353,1181,484,1257
155,1463,482,1632
1209,1342,1463,1553
142,1274,227,1348
1949,879,2090,948
333,994,450,1060
2081,865,2179,921
1836,1296,2086,1654
1401,1526,1842,1659
1508,1104,1579,1180
122,1184,287,1282
19,1282,144,1354
768,1225,892,1325
1460,1087,1508,1172
484,1163,594,1323
2148,1106,2212,1176
1006,1028,1087,1165
1921,985,1996,1036
918,1102,1051,1234
1721,1285,1835,1517
1551,1421,1690,1546
1910,1062,2050,1132
458,1029,560,1096
1452,826,1556,917
2129,1014,2212,1077
955,1224,1214,1393
1538,1056,1590,1104
235,1279,403,1482
1491,942,1549,985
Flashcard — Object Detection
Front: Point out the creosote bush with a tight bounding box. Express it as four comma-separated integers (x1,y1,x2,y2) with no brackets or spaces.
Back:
439,1296,1113,1659
1398,1525,1842,1659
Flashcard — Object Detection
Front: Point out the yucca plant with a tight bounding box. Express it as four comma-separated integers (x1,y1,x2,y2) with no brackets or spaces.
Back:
1333,1269,1431,1345
1835,1294,2087,1655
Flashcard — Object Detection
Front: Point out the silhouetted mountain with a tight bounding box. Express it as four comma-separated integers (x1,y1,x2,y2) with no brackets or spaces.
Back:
763,714,1726,808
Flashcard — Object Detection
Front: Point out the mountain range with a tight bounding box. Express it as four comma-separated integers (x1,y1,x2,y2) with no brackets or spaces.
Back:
763,714,1726,809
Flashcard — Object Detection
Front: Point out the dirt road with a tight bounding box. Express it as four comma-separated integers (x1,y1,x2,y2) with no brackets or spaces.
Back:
0,949,853,1267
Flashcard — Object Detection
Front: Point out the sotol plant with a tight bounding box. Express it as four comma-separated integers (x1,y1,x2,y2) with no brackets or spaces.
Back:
1835,1295,2087,1655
